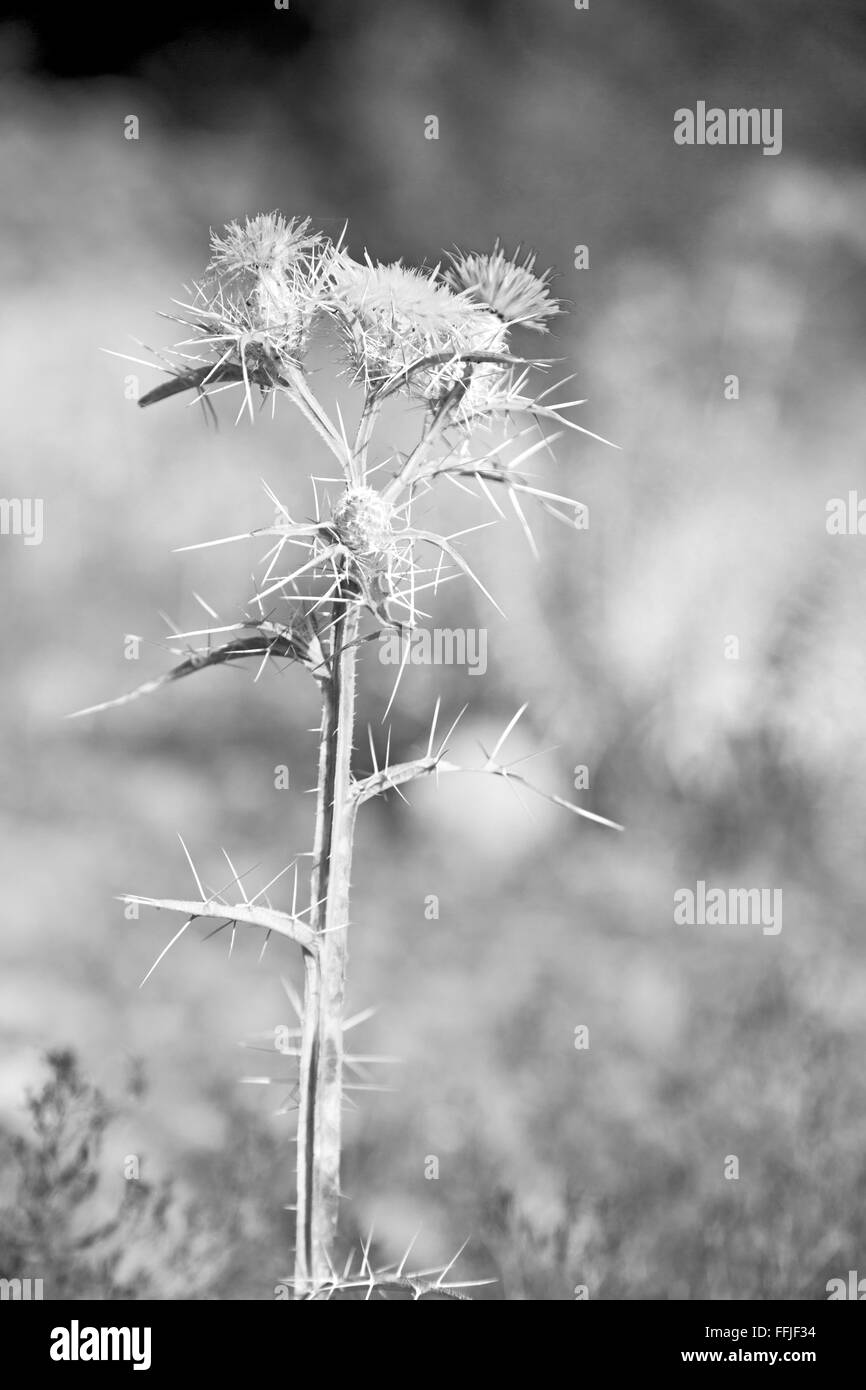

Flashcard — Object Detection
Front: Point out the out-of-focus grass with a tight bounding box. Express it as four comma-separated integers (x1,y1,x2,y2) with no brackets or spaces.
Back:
2,2,866,1298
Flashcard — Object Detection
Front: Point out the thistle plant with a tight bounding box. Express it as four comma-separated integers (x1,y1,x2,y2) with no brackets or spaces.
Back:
79,213,621,1298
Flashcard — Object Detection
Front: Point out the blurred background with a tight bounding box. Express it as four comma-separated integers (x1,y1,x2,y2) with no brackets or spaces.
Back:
2,0,866,1299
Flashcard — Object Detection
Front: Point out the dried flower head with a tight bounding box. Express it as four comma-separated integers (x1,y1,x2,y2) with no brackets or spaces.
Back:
446,242,561,332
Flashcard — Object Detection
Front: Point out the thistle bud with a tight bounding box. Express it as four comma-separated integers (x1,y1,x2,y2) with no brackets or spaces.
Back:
331,486,394,558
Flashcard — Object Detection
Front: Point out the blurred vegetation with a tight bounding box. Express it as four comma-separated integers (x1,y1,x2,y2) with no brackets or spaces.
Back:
0,1051,295,1299
2,0,866,1298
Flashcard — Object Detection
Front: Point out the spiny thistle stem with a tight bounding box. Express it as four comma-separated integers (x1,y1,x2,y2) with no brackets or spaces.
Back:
296,593,360,1292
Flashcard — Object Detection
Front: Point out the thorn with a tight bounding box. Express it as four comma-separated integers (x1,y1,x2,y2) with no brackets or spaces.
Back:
343,1006,378,1031
222,848,251,905
177,833,207,900
281,975,305,1022
437,1236,472,1286
426,696,442,759
486,703,529,768
397,1228,422,1277
139,916,195,989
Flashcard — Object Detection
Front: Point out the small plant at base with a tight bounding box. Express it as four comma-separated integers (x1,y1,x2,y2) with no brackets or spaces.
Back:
80,213,622,1299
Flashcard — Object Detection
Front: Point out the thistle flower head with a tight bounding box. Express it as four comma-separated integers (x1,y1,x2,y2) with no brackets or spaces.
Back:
196,281,308,367
208,212,322,282
331,486,394,558
332,260,484,379
334,259,464,331
330,257,510,427
446,242,561,332
172,214,334,386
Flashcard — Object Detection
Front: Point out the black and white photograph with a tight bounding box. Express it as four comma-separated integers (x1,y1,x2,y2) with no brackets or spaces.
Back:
1,0,865,1342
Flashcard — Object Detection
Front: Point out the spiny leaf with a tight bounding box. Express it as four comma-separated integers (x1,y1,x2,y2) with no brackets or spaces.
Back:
68,630,307,718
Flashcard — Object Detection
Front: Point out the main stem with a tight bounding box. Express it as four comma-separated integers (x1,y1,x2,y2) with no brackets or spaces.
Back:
295,595,359,1294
